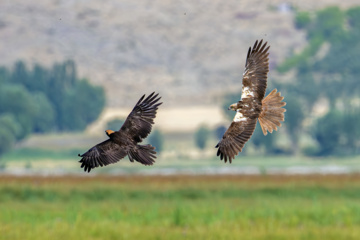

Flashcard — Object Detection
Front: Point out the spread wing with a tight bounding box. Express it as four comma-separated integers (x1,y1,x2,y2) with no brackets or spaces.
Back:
215,40,270,163
78,139,128,172
215,116,257,163
241,39,270,102
120,92,162,142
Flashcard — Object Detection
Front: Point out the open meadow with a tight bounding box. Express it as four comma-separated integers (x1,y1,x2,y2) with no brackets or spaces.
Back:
1,174,360,240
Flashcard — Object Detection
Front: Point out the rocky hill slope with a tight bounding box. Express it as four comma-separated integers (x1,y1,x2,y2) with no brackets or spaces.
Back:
0,0,358,107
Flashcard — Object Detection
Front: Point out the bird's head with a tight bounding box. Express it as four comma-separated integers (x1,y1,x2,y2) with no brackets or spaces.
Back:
105,129,115,137
228,103,237,111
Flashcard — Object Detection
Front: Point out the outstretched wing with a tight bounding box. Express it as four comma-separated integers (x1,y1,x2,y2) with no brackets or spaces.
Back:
216,40,270,163
78,139,128,172
120,92,162,142
241,39,270,102
216,115,257,163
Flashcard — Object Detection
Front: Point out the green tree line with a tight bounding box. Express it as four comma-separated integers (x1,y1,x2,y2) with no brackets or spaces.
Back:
281,6,360,156
0,60,105,155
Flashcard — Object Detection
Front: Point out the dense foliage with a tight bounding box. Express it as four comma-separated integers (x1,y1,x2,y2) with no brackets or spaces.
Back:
0,60,105,155
280,6,360,156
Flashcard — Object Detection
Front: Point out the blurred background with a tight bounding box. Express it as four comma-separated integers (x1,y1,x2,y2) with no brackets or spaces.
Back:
1,0,360,239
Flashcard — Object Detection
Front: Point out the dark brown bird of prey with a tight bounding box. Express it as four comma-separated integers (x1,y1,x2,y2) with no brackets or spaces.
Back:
216,40,286,163
78,92,162,172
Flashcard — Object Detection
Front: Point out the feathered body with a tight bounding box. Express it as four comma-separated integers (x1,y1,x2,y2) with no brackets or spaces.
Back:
216,40,286,163
78,92,162,172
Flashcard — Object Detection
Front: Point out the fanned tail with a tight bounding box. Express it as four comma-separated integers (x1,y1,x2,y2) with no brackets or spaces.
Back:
128,144,157,165
258,89,286,135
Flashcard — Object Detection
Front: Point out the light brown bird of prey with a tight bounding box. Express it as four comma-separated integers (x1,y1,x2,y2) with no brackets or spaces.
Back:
216,40,286,163
78,92,162,172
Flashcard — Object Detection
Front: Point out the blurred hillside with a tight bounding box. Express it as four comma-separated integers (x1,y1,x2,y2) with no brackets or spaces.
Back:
1,0,359,107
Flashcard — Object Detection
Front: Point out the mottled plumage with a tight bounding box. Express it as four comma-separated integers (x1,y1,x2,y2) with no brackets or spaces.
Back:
78,92,162,172
216,40,286,163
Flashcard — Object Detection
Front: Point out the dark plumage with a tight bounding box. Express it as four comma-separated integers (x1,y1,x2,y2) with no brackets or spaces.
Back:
78,92,162,172
216,40,286,163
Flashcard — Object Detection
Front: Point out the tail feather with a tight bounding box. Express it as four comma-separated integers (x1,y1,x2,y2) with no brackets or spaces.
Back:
128,144,157,165
259,89,286,135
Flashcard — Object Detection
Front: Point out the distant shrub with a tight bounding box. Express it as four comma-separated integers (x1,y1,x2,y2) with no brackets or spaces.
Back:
295,11,311,29
0,162,5,170
312,109,360,156
195,125,210,150
24,162,32,169
0,114,21,140
0,126,16,155
214,125,227,141
302,145,320,156
148,129,164,153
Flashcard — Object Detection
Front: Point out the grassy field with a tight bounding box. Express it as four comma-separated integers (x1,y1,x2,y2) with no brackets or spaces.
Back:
1,174,360,239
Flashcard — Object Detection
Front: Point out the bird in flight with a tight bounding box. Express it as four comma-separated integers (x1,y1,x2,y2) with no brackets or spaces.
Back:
216,40,286,163
78,92,162,172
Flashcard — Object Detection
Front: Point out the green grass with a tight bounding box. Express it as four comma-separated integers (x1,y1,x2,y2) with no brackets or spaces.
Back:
1,175,360,239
